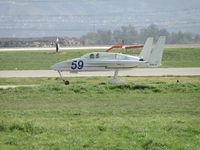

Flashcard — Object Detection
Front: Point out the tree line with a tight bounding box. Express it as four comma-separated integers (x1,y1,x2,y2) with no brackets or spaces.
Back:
0,24,200,48
81,24,200,45
0,37,82,48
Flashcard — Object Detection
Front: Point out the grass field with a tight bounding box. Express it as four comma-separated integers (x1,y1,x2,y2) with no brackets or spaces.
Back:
0,48,200,70
0,76,200,149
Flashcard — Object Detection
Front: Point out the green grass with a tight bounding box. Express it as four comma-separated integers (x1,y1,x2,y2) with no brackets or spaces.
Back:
0,48,200,70
162,48,200,67
0,76,200,149
0,50,95,70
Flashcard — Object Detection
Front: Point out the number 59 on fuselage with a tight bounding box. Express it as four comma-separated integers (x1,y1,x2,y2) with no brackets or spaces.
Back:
51,36,166,84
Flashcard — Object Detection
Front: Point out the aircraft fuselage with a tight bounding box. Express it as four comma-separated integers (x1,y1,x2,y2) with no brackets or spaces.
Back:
52,52,148,72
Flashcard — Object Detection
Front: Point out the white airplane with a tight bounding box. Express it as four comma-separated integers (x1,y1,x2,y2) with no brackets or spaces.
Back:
52,36,166,85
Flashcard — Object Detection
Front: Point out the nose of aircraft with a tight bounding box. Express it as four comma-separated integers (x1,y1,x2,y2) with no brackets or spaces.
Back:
51,60,68,71
51,63,59,70
51,62,63,71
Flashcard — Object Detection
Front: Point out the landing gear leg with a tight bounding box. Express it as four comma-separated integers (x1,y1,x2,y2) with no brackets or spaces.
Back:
114,70,119,79
58,71,70,85
108,70,124,84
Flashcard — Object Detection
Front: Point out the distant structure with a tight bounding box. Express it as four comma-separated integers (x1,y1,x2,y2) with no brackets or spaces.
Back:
176,80,180,84
55,38,60,52
122,40,125,45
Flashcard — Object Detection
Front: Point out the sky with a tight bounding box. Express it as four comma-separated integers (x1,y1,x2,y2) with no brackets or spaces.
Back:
0,0,200,38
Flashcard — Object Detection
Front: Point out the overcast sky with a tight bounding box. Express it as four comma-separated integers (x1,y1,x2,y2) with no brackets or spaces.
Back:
0,0,200,37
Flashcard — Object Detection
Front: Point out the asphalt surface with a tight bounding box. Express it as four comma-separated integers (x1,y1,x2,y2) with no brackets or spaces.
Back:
0,44,200,52
0,47,110,52
0,85,37,89
0,68,200,78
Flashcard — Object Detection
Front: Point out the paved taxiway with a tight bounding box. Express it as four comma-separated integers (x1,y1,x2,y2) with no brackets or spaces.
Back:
0,68,200,78
0,47,110,52
0,85,37,89
0,44,200,52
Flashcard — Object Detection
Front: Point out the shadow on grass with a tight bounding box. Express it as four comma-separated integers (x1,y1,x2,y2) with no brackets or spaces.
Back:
0,121,46,135
142,139,170,150
109,84,162,93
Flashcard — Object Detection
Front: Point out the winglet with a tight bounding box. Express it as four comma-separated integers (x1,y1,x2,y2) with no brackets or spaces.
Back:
139,37,154,61
148,36,166,67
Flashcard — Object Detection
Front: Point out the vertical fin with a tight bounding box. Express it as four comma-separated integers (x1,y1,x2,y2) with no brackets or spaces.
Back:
139,37,154,61
149,36,166,67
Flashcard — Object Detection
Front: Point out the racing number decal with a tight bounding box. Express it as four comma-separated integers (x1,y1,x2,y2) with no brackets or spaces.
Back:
71,60,84,70
71,61,77,70
77,60,84,69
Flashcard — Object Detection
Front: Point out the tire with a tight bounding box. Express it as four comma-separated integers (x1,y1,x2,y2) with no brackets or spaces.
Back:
64,80,70,85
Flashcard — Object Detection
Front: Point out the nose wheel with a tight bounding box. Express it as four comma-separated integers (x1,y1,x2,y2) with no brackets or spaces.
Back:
58,71,70,85
64,80,70,85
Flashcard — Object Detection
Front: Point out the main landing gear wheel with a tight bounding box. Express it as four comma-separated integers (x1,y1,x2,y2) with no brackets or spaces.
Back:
108,70,124,85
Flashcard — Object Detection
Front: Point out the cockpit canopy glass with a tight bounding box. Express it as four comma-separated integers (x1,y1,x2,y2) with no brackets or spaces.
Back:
81,52,135,60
